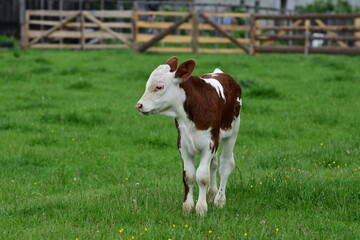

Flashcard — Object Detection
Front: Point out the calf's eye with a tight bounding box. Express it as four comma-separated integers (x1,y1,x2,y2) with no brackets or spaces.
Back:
154,85,164,92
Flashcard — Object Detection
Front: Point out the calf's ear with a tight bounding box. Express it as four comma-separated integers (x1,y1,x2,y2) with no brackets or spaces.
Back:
166,56,178,72
175,60,196,81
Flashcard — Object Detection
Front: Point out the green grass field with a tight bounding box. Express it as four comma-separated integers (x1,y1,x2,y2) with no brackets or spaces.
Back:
0,49,359,240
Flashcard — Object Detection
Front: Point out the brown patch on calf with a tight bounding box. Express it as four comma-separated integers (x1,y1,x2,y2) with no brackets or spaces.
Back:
178,121,189,202
180,73,241,152
183,170,189,202
210,128,220,153
175,120,181,150
200,178,209,187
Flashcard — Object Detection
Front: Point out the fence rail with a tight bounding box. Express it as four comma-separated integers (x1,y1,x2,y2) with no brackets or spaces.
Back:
21,10,360,54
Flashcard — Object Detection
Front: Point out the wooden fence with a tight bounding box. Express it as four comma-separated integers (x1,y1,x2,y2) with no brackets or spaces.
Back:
21,10,360,54
252,13,360,54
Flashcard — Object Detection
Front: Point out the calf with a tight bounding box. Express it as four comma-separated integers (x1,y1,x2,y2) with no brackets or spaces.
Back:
136,57,242,215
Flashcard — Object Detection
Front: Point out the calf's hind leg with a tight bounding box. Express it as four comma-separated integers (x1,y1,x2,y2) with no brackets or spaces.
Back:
208,155,218,203
214,134,237,208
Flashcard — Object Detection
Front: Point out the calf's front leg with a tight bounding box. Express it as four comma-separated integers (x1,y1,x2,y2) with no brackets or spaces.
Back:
180,149,195,214
195,150,214,216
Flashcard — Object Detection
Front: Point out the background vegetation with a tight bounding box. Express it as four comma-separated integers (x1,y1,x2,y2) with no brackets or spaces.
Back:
0,49,359,240
295,0,360,13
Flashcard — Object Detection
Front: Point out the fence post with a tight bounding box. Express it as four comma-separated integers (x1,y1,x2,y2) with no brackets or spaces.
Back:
132,3,139,50
191,12,198,54
250,14,256,55
100,0,104,45
355,18,360,47
80,11,85,50
21,12,29,49
59,0,64,45
304,19,310,55
23,12,30,49
255,19,260,49
20,0,28,49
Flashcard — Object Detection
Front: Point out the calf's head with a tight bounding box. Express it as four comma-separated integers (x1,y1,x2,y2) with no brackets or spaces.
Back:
136,57,195,116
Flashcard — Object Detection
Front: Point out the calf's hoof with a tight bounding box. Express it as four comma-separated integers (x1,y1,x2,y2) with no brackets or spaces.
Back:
195,201,208,216
183,200,194,215
208,188,218,203
214,193,226,208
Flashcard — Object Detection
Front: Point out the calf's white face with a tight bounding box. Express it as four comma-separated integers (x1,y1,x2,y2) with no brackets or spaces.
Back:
137,65,180,116
136,57,194,117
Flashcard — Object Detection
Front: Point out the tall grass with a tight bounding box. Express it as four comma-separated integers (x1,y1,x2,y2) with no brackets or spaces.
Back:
0,49,359,240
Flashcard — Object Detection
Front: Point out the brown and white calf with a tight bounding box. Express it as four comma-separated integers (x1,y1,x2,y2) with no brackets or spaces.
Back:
136,57,242,215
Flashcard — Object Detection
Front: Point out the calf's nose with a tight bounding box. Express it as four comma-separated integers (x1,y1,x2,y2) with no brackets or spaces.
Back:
136,102,143,110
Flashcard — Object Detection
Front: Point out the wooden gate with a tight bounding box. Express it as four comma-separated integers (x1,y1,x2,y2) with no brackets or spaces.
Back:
133,11,251,54
22,10,133,49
